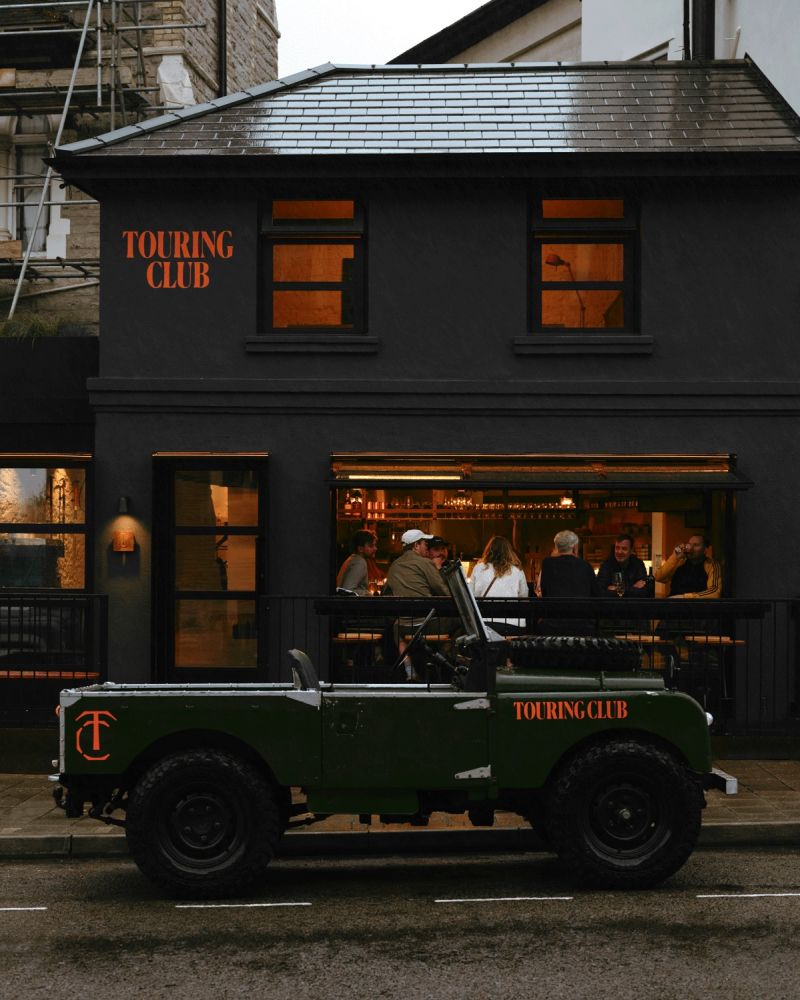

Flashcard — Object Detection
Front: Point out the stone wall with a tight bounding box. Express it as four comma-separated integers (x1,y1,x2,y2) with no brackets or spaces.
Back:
2,1,279,335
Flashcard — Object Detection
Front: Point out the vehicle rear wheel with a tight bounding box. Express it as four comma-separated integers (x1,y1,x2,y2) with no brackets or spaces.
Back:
545,740,702,889
126,749,280,898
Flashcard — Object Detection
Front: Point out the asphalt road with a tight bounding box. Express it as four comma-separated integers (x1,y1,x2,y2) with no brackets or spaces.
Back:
2,848,800,1000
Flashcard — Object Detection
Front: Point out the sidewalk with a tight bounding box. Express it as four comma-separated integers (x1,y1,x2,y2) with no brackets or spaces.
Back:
1,760,799,859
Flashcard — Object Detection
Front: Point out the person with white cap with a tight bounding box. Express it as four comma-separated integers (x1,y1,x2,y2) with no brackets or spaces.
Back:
385,528,450,598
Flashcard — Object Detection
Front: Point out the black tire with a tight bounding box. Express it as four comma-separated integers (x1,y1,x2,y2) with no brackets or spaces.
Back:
126,750,281,898
545,740,703,889
505,636,641,672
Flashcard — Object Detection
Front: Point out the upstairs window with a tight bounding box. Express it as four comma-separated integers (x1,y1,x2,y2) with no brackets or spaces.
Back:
263,199,364,333
532,198,635,333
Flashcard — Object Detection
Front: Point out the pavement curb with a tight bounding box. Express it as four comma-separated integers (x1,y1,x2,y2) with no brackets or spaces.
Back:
1,821,798,859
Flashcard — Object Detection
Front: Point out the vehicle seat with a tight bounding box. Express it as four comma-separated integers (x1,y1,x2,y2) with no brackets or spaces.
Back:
288,648,321,691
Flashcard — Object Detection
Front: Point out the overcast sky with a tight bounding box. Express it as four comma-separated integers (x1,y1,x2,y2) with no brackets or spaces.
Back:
278,1,486,76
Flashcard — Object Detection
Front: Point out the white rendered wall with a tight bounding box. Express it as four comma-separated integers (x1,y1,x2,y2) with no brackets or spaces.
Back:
582,0,800,112
452,0,581,63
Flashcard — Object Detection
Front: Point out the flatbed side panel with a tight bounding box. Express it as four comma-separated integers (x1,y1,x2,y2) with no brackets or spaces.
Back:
61,690,322,785
493,689,712,788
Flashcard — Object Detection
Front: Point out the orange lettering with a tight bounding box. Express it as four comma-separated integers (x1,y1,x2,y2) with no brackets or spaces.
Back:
146,260,163,288
121,231,137,258
194,261,210,288
514,701,524,721
217,230,234,259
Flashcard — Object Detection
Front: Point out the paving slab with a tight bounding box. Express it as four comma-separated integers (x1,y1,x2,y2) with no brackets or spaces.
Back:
0,760,798,859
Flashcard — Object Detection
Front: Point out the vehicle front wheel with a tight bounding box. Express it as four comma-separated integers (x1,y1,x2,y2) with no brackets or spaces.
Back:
546,740,703,890
126,749,281,898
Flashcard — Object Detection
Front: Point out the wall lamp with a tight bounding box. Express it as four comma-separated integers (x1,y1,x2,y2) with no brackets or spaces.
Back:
113,496,135,552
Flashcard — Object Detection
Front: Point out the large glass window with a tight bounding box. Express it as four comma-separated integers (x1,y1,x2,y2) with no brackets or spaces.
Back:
533,198,635,332
263,199,364,333
154,460,266,677
332,455,741,598
0,464,88,589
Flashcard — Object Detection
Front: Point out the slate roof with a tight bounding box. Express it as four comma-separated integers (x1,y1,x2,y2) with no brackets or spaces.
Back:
57,59,800,159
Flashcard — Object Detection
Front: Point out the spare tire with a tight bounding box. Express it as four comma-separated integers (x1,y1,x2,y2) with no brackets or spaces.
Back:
504,636,641,672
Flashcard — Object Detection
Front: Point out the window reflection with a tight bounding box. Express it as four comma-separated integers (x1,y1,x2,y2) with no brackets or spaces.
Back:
0,533,85,588
175,535,256,592
0,467,85,524
174,599,257,668
541,290,624,329
174,470,258,527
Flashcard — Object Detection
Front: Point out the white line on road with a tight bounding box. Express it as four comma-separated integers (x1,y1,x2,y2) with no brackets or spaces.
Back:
697,892,800,899
0,907,47,912
435,896,573,904
175,902,312,909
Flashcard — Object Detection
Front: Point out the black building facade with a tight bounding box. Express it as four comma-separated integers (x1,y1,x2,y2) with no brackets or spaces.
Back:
2,59,799,724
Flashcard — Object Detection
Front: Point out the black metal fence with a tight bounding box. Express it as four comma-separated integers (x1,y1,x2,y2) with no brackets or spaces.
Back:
260,595,800,738
2,590,797,738
0,592,108,726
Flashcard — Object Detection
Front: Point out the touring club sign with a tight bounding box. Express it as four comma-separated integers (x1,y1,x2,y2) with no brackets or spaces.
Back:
121,229,234,288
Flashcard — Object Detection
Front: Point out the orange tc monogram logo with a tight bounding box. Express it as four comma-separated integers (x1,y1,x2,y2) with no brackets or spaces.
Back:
75,709,117,761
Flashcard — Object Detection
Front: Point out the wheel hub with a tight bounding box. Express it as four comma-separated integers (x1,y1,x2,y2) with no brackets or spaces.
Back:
171,792,232,853
592,782,655,846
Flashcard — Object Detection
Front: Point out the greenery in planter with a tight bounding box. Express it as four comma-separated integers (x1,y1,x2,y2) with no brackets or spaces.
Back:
0,316,91,339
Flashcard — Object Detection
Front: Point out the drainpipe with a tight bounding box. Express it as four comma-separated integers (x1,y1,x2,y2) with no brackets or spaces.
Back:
683,0,691,59
217,0,227,96
691,0,716,60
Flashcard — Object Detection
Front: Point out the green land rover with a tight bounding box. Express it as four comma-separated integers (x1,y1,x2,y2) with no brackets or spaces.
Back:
55,561,735,897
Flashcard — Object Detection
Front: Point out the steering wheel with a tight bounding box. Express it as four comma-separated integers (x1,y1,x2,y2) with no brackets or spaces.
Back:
391,607,437,675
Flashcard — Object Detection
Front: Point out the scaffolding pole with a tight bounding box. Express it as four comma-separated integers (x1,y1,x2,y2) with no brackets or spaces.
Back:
7,0,95,319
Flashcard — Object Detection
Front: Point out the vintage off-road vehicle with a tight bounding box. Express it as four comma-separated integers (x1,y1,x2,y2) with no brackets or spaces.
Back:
55,562,735,897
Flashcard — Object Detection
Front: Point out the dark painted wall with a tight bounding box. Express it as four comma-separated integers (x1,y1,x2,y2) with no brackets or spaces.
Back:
0,338,96,452
97,177,800,381
30,173,800,681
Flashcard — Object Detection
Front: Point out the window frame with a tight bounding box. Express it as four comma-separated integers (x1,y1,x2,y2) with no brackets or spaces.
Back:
260,198,366,338
529,195,639,338
152,455,269,682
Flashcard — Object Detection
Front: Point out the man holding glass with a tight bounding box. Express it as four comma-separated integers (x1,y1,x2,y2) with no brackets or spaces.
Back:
597,533,649,598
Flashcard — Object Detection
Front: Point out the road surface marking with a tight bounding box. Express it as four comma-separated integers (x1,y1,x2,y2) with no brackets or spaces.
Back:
0,907,47,912
175,901,312,909
435,896,573,904
697,892,800,899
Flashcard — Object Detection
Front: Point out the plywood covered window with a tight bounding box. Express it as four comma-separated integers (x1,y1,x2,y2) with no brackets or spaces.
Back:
533,198,635,332
264,199,364,333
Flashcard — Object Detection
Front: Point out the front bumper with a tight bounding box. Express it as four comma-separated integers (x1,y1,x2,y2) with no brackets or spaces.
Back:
703,767,738,795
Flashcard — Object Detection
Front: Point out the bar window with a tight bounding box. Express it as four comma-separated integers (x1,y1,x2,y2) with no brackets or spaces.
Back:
533,197,635,333
264,199,364,334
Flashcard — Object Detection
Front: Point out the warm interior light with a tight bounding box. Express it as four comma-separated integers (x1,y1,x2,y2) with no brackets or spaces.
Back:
346,474,462,481
559,494,576,508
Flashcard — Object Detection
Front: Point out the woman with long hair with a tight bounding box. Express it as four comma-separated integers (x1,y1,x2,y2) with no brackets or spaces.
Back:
469,535,529,634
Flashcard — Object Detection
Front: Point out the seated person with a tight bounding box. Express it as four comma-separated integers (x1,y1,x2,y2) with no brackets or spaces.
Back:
336,530,378,595
597,533,649,597
538,529,600,636
469,534,529,635
655,535,721,599
654,534,722,642
427,535,450,570
385,529,449,598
